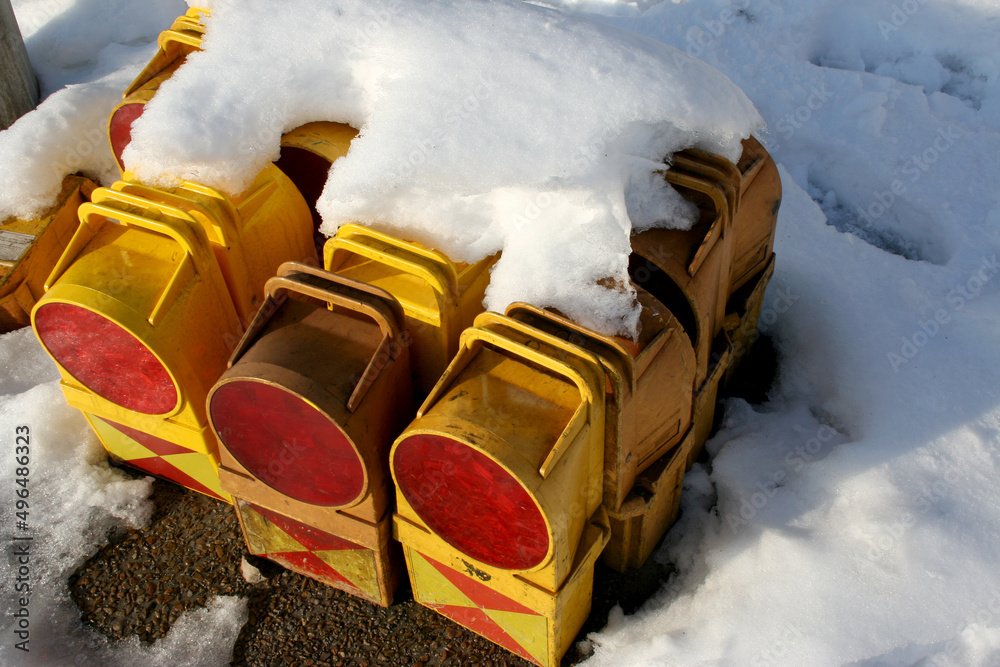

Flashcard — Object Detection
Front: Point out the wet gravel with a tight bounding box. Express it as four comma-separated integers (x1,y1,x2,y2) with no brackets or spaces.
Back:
69,477,671,666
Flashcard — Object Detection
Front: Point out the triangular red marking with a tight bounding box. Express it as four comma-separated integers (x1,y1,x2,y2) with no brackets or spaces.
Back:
432,604,540,665
268,550,360,594
126,456,225,501
247,502,361,552
99,417,191,457
423,554,539,616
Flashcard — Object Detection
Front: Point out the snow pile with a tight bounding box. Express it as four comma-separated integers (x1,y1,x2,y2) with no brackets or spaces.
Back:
122,0,761,335
575,0,1000,665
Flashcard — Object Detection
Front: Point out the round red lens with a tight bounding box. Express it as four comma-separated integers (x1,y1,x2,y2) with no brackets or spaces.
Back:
210,380,365,507
394,433,549,570
110,102,145,167
34,303,177,414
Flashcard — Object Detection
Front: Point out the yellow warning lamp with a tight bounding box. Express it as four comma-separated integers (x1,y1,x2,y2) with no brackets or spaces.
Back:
391,312,610,666
108,9,208,172
0,175,95,332
208,262,411,606
325,224,497,395
31,165,314,502
106,11,361,258
628,137,780,467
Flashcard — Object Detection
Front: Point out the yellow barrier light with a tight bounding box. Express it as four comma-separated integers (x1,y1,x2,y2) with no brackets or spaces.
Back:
629,137,780,467
502,295,696,571
32,165,314,502
109,9,207,172
391,313,608,666
209,262,411,606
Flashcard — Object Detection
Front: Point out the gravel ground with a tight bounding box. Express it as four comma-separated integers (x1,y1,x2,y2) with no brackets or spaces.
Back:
68,337,775,666
69,479,670,666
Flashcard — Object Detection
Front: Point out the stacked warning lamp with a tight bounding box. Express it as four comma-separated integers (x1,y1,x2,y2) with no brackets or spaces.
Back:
627,137,780,467
206,226,497,606
0,175,96,333
389,138,780,665
390,312,611,667
208,262,411,606
31,165,316,502
108,8,208,173
108,8,360,249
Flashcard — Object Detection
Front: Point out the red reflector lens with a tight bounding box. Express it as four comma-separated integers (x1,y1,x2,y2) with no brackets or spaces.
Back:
110,102,145,167
394,434,549,570
210,380,365,507
34,303,177,414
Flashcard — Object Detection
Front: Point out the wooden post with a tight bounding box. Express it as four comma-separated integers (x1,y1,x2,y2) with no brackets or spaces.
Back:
0,0,37,131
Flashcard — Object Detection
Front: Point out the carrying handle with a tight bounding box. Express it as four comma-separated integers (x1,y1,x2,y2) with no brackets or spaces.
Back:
420,318,605,478
326,223,460,303
503,303,634,392
49,200,214,326
112,181,239,249
231,262,406,412
664,166,732,276
123,28,203,98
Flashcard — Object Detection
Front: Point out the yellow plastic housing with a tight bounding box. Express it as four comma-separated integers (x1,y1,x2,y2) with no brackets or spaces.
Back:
391,312,609,666
32,166,313,502
109,9,207,173
325,224,498,395
400,511,609,667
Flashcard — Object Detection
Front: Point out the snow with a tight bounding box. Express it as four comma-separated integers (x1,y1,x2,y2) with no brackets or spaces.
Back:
121,0,761,336
1,0,999,665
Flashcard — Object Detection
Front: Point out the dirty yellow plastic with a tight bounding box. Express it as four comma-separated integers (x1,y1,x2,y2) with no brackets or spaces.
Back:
0,175,94,332
391,313,608,666
398,510,610,667
325,224,497,395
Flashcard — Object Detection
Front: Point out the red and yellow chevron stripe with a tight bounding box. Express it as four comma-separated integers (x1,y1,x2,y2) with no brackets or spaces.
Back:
87,414,229,502
236,501,385,605
407,549,548,666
